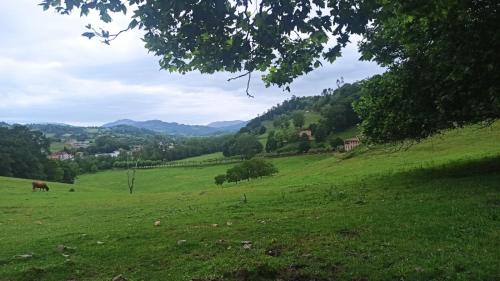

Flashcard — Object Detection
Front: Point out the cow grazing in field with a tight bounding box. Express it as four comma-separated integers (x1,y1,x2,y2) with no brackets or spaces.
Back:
32,181,49,192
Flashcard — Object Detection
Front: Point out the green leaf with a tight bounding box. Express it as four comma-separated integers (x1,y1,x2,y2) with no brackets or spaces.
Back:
82,32,95,39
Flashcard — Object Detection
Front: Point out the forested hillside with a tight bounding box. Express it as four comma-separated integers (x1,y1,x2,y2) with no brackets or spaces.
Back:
223,83,362,156
0,126,78,183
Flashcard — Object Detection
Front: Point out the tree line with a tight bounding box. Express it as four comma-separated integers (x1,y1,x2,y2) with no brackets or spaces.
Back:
215,158,278,186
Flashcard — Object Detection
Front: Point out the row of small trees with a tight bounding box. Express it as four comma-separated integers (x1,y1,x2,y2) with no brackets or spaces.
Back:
222,133,263,159
215,159,278,185
113,159,164,168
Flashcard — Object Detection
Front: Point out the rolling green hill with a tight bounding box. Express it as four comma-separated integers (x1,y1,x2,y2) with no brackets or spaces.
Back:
0,122,499,280
239,84,363,154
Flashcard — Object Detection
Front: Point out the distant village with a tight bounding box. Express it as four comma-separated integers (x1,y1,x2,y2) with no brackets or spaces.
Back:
48,138,146,161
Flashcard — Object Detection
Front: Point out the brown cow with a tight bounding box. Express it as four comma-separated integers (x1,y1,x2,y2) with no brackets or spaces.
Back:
32,181,49,192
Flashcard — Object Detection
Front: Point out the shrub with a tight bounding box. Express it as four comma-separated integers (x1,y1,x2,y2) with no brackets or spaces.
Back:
222,133,263,159
226,165,244,183
258,126,267,134
214,174,226,186
222,159,278,184
329,137,344,150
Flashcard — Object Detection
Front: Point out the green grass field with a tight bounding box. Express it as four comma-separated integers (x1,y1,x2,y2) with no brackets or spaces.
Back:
49,142,67,153
1,123,499,280
176,152,225,163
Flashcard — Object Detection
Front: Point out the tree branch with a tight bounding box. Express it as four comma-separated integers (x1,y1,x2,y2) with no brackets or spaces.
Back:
246,72,254,98
227,71,251,82
227,71,254,98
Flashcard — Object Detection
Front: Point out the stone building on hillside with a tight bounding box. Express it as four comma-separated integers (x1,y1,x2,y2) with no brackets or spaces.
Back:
299,129,313,141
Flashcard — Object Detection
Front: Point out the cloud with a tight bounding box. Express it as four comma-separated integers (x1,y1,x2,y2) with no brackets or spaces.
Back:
0,0,384,126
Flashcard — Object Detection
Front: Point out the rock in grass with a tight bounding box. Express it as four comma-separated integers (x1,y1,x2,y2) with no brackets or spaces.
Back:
266,248,281,257
241,241,252,250
111,274,127,281
177,240,187,245
14,253,33,259
154,220,161,227
56,244,76,253
56,245,66,252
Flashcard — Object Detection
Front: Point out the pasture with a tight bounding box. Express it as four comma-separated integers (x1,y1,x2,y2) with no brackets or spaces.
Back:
1,123,499,280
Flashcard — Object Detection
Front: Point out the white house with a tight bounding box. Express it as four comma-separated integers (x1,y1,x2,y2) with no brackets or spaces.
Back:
49,152,74,161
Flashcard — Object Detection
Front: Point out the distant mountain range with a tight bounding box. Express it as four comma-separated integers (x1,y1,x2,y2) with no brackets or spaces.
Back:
206,120,246,128
0,119,247,136
102,119,247,136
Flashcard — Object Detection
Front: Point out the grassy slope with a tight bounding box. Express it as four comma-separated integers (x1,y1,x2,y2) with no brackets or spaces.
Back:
176,152,225,163
0,123,499,281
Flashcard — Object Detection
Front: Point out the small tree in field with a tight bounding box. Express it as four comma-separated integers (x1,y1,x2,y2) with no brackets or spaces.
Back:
127,153,138,194
222,159,278,184
253,159,278,178
214,174,226,186
226,166,244,184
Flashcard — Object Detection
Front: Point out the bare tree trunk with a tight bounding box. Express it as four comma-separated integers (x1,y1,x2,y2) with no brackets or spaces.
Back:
127,154,138,194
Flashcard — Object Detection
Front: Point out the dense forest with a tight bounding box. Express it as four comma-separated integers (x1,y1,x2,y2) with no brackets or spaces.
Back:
0,126,78,183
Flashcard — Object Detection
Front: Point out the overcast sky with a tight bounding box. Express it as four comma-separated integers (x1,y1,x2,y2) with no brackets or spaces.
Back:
0,1,384,126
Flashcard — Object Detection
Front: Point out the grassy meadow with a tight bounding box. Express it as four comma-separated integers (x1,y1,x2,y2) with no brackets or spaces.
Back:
1,123,499,280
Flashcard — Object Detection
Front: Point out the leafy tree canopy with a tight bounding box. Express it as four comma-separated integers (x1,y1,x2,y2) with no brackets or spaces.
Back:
354,0,499,142
292,111,305,128
40,0,375,89
225,158,278,183
41,0,499,141
223,133,263,159
0,126,49,179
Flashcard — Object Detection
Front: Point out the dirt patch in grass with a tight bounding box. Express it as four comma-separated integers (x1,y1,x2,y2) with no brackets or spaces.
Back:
265,244,284,257
193,264,331,281
336,228,359,238
19,267,46,281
